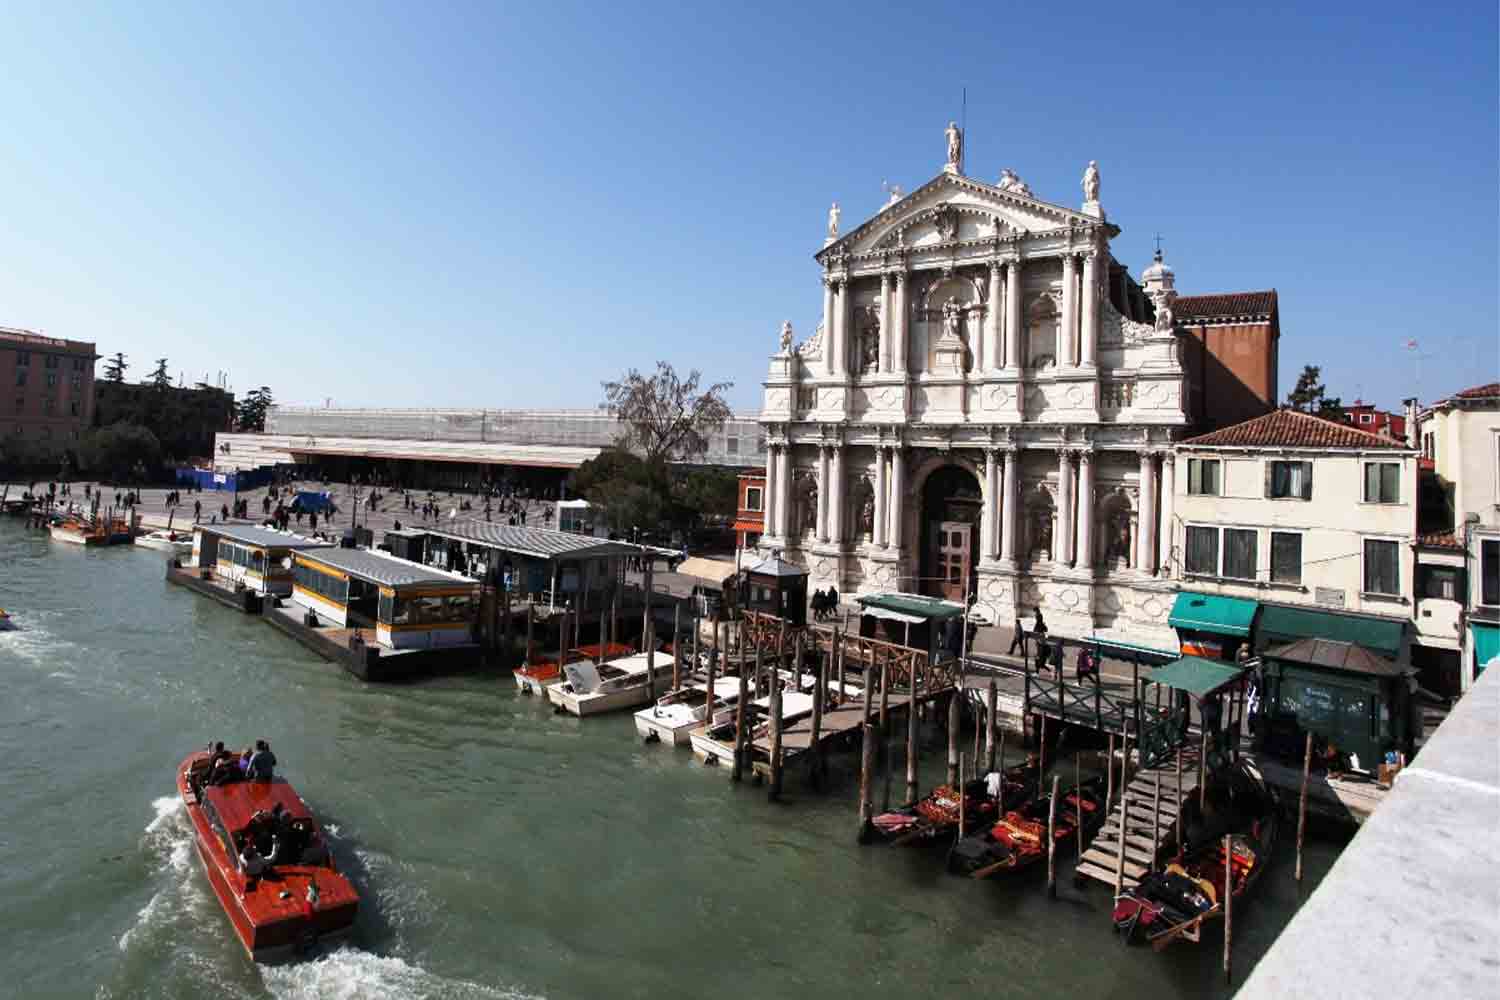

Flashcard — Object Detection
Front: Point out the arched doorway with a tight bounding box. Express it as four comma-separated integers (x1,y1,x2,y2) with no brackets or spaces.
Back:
919,465,982,601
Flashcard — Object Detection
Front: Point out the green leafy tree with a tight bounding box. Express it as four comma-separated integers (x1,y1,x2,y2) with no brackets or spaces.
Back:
103,352,128,383
672,467,739,527
1285,364,1343,418
602,362,732,464
573,448,671,534
235,385,274,432
79,423,162,482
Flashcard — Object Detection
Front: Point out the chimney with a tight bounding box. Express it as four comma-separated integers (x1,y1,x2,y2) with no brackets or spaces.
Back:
1402,397,1419,449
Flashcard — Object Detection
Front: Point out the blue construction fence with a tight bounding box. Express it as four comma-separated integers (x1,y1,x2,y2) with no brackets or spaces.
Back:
174,466,275,492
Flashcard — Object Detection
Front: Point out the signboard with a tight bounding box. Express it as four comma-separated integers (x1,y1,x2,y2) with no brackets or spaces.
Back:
213,473,227,485
1314,587,1346,608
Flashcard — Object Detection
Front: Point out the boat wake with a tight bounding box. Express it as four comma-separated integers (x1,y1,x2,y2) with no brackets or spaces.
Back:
117,797,203,953
262,948,540,1000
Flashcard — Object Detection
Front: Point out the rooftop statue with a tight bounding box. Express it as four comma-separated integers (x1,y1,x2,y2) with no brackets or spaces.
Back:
945,121,964,172
997,168,1033,198
779,321,794,353
1083,160,1100,203
827,202,841,240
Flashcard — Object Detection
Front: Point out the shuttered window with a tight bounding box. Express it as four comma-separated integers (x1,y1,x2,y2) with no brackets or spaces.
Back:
1271,532,1303,584
1362,540,1399,596
1266,461,1313,499
1223,529,1258,580
1187,459,1221,496
1185,526,1219,575
1363,463,1401,503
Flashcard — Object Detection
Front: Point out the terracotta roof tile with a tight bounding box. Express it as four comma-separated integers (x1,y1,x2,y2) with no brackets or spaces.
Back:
1173,291,1277,321
1417,531,1464,551
1181,408,1412,450
1454,382,1500,399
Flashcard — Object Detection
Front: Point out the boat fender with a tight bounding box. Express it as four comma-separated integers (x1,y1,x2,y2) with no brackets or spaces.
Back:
643,730,660,745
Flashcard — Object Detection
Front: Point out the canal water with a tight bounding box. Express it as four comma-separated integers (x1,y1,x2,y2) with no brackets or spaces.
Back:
0,519,1344,1000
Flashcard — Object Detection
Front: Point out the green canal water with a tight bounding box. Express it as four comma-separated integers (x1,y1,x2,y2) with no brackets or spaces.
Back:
0,519,1344,999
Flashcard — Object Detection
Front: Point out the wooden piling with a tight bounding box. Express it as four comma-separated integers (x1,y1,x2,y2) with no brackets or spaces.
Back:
1175,745,1184,851
809,646,826,788
878,655,890,730
692,607,701,684
836,631,846,696
1046,774,1060,899
1151,756,1161,870
947,691,960,788
1038,714,1048,800
958,753,967,838
1199,727,1208,812
997,727,1006,788
732,661,748,783
672,604,682,691
703,629,717,736
1296,730,1312,883
857,722,875,842
1105,733,1115,808
986,679,998,774
645,617,656,700
882,700,895,812
1223,833,1234,983
971,702,981,777
861,660,873,724
753,641,764,700
905,686,919,805
1114,791,1129,899
1075,754,1084,863
525,604,534,669
768,675,784,801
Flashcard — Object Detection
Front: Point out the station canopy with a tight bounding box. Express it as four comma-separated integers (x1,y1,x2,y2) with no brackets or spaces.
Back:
297,547,473,589
855,592,966,625
1147,655,1252,699
423,520,640,561
200,524,331,550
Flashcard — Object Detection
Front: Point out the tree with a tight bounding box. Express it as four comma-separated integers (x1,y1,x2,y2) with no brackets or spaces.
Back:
78,423,162,482
673,467,739,527
236,386,274,432
103,352,128,383
147,358,171,389
602,362,732,464
572,447,671,534
1285,365,1343,418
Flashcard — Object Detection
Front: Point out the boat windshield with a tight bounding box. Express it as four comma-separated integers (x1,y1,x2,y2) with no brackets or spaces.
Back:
563,660,602,693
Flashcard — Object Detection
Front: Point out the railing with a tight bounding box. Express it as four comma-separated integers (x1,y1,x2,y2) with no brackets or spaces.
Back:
738,610,954,695
1025,671,1142,736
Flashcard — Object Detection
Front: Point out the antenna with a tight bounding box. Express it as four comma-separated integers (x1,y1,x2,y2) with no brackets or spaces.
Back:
1153,233,1164,254
961,87,967,140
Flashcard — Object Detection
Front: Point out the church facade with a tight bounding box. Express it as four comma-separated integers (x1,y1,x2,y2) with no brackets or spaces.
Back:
757,125,1229,651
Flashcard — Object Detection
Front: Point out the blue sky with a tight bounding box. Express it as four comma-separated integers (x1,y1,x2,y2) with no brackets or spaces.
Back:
0,1,1494,413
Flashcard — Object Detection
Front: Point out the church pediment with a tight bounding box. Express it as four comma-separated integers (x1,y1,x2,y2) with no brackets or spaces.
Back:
817,172,1107,264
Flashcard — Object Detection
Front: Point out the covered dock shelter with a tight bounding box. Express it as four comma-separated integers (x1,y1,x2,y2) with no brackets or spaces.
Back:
291,547,480,649
192,524,331,596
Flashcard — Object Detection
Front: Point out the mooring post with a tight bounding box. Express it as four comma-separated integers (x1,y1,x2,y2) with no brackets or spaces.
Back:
1046,773,1060,899
732,660,748,783
692,607,701,684
525,604,534,668
986,678,998,774
857,722,875,842
861,658,874,724
1224,833,1234,984
1122,730,1131,794
879,654,890,730
768,675,784,801
671,604,682,691
703,627,717,736
1296,730,1312,884
947,690,960,788
646,617,656,700
997,727,1006,793
1038,713,1048,800
1151,755,1162,869
556,609,566,675
1114,791,1129,899
905,685,919,804
809,644,826,788
1075,753,1084,863
882,697,895,812
1199,727,1208,813
501,584,512,666
958,752,967,838
836,631,847,696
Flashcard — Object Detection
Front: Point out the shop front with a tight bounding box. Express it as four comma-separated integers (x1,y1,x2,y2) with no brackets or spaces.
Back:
1166,591,1259,661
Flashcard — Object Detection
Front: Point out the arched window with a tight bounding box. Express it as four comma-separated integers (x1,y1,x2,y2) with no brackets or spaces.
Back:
1026,294,1058,370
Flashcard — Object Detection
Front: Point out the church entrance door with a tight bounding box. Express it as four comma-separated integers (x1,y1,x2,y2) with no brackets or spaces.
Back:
933,521,971,603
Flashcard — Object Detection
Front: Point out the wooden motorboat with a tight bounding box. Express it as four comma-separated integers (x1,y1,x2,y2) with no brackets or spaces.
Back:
949,776,1107,877
513,641,635,695
49,513,133,546
870,759,1040,847
135,528,193,554
634,676,743,746
1112,761,1278,949
176,750,358,962
546,652,667,717
0,608,15,631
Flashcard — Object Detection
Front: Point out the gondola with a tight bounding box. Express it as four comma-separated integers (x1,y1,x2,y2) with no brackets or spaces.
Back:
948,776,1107,877
869,758,1039,847
1112,760,1278,949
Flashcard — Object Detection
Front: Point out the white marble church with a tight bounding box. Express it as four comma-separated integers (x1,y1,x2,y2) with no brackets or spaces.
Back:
758,124,1190,650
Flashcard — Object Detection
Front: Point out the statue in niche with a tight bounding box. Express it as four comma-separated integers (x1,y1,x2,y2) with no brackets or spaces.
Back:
942,297,963,341
945,121,963,170
1029,504,1053,562
1082,160,1100,203
827,202,841,239
1153,295,1174,333
1105,504,1133,566
861,495,875,535
802,484,818,534
860,328,879,372
779,321,794,353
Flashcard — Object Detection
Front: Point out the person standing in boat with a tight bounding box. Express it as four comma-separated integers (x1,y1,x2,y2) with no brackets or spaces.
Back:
247,740,277,781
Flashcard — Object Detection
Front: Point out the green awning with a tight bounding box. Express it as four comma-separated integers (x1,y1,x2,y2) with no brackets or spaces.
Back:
1168,591,1259,638
855,592,966,623
1473,623,1500,677
1084,636,1179,666
1148,656,1251,699
1256,604,1404,659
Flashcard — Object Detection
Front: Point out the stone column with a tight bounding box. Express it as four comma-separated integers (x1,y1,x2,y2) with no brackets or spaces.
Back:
1005,258,1023,369
763,445,778,541
1137,451,1157,575
1157,452,1175,575
873,447,888,549
1076,449,1095,570
1060,254,1078,368
984,448,1000,559
879,273,893,373
778,445,792,538
822,278,835,377
893,272,908,375
1080,252,1098,368
830,445,845,546
1056,449,1075,566
817,447,830,543
1000,446,1019,564
833,280,849,378
985,263,1002,372
889,447,905,552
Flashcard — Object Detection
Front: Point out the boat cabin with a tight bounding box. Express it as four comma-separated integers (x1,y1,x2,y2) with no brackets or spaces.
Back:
853,591,968,663
291,547,479,649
740,553,808,626
193,525,332,595
1255,637,1418,772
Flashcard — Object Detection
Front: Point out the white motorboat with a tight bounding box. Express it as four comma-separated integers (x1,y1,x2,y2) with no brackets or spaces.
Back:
134,529,193,554
546,652,667,717
689,689,816,765
634,677,743,746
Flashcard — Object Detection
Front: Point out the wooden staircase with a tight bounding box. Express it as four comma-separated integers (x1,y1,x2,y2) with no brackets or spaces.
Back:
1075,746,1202,891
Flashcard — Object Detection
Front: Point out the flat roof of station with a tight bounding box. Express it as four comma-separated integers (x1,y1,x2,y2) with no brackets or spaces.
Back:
296,546,475,589
197,524,332,550
423,520,641,561
284,435,600,470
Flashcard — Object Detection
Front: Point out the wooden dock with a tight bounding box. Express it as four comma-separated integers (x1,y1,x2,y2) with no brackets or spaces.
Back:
750,691,914,763
1075,744,1202,890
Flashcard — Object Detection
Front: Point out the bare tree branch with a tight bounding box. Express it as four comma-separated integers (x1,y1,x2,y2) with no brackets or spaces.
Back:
601,361,733,464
